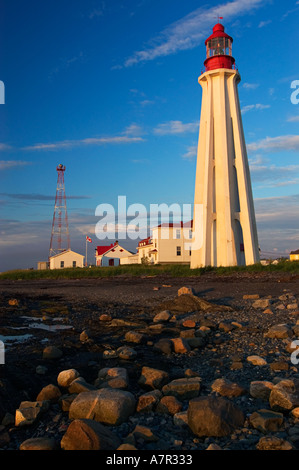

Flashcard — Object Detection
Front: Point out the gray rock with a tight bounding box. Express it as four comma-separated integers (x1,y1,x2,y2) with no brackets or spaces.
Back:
250,381,274,400
69,389,136,425
68,377,97,394
19,437,59,451
15,401,50,427
42,346,63,360
96,367,129,389
249,409,284,433
188,396,244,437
138,366,169,390
256,436,293,450
252,299,270,309
269,379,299,411
57,369,80,388
162,377,201,400
61,418,121,450
153,310,172,323
264,324,293,339
211,377,246,397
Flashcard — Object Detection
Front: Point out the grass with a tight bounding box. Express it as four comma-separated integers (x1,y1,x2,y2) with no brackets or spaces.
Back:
0,260,299,280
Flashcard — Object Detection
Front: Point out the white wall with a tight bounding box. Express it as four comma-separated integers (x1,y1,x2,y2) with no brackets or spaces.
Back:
49,250,85,269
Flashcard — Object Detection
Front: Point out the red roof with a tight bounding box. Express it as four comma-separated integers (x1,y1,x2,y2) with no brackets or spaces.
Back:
96,242,117,256
205,23,233,45
138,236,152,248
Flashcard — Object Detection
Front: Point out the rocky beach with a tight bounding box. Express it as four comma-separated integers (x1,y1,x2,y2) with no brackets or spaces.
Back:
0,271,299,452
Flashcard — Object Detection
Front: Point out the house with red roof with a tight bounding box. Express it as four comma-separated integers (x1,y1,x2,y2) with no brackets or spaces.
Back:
120,221,193,265
95,241,134,266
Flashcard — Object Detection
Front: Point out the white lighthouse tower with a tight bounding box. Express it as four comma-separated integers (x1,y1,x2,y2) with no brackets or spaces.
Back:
190,22,259,268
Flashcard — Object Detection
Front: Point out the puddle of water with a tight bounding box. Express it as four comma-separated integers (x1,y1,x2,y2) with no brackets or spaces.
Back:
0,333,33,344
28,322,73,332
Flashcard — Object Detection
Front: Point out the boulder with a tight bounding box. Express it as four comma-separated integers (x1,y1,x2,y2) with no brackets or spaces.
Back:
138,366,169,390
153,339,173,355
68,377,97,394
36,384,61,403
153,310,171,323
137,390,162,413
178,286,195,296
252,299,270,309
57,369,80,388
117,346,137,360
69,389,136,425
42,346,63,360
162,377,201,400
247,355,267,366
256,436,293,450
96,367,129,390
19,437,59,451
269,379,299,411
124,331,145,344
211,378,246,397
249,409,284,433
61,419,121,450
156,395,182,415
250,381,274,401
171,338,191,354
15,401,50,427
188,396,244,437
264,324,293,339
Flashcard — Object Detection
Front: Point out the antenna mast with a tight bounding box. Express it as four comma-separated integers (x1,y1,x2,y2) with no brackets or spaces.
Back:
49,164,70,258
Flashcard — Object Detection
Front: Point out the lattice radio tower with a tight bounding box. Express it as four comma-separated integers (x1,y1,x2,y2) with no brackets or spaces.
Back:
49,164,70,258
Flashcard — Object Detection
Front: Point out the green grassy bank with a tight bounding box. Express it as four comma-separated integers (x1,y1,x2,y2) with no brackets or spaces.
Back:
0,261,299,280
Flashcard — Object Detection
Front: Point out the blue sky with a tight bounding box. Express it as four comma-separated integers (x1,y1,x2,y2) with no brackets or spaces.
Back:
0,0,299,270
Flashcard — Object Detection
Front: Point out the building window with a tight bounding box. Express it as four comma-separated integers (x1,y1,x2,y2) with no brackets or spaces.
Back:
189,229,192,239
60,261,64,268
73,261,76,268
176,229,181,239
176,246,181,256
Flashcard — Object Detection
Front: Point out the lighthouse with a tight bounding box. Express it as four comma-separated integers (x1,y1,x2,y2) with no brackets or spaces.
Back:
190,22,260,268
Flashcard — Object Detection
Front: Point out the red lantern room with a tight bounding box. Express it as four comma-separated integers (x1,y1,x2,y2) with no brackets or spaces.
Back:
204,23,235,71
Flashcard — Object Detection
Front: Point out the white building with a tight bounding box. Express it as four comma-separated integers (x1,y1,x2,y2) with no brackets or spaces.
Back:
49,249,85,269
120,221,193,265
95,241,134,266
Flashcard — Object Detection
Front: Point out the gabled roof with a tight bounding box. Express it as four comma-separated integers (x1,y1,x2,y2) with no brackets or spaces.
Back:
290,249,299,255
49,249,84,259
96,243,116,256
96,242,133,257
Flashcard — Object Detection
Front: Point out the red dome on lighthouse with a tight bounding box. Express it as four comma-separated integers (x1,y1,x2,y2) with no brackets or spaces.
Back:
204,23,235,71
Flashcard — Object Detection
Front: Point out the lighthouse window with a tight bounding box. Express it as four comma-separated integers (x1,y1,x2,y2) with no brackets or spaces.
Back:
207,37,231,57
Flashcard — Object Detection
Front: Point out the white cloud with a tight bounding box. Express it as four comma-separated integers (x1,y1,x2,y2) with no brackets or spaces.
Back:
153,120,198,135
123,0,268,67
0,160,32,170
258,19,272,28
182,145,197,160
0,144,12,151
247,135,299,152
241,103,270,114
22,127,145,151
287,116,299,122
242,83,259,90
